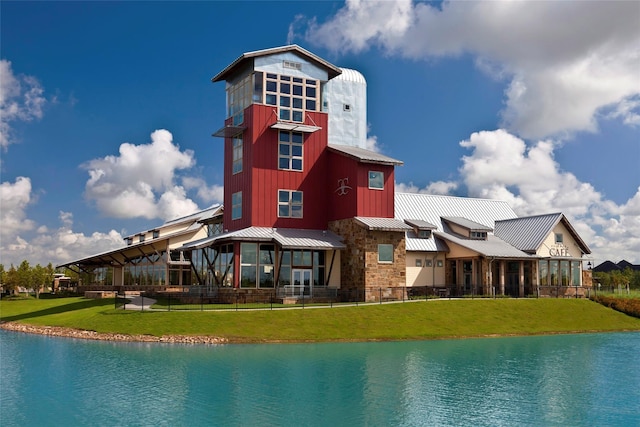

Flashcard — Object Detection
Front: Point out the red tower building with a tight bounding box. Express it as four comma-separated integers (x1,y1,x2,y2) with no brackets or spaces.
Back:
185,45,409,300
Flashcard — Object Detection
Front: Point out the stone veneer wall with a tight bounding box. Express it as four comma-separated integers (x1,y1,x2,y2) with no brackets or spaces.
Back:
329,218,407,301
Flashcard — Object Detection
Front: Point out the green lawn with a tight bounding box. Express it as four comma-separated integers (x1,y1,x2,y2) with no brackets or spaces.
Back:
2,297,640,343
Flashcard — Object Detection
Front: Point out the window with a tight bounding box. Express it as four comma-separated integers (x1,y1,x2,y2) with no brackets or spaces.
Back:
418,230,432,239
232,135,243,174
125,237,133,246
152,230,159,239
437,260,444,268
139,234,145,243
232,192,242,220
263,73,317,123
415,259,423,267
240,243,257,288
425,259,433,267
207,222,223,237
378,244,393,263
278,131,303,171
369,171,384,189
555,233,564,244
278,190,303,218
226,74,252,125
471,231,487,240
571,261,581,287
259,244,275,288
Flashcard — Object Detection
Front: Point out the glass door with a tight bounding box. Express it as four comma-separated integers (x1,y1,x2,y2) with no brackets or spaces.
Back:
292,269,312,297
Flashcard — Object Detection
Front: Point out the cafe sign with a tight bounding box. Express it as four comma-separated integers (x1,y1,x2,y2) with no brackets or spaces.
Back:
549,244,571,257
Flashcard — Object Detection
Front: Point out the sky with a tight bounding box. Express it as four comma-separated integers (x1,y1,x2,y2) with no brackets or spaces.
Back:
1,0,639,268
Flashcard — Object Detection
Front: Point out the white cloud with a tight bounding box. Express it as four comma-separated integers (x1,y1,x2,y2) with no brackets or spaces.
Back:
0,59,46,149
396,180,457,195
302,0,640,139
1,210,124,267
0,179,124,267
182,177,224,205
83,129,200,221
0,177,36,242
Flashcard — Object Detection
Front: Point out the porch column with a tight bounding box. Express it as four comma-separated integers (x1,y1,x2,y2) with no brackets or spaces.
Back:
499,261,505,295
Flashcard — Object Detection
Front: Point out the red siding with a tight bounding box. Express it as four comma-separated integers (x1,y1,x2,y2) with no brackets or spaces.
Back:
225,104,330,231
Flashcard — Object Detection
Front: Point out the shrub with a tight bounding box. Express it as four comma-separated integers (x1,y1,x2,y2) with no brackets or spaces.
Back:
591,295,640,319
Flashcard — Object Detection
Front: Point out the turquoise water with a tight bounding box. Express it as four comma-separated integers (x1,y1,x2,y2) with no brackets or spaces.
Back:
1,331,639,426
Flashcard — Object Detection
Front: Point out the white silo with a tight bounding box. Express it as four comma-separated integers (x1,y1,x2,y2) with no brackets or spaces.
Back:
322,68,367,148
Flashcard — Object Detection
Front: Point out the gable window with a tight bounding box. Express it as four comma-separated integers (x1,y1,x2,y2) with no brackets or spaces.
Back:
278,190,303,218
232,191,242,220
232,135,243,174
378,244,393,263
555,233,564,244
278,131,303,171
369,171,384,189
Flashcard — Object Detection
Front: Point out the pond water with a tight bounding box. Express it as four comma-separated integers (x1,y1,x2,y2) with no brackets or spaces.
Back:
1,330,639,426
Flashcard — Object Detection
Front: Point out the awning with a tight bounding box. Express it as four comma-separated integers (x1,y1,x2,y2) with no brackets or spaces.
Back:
270,122,321,133
212,125,246,138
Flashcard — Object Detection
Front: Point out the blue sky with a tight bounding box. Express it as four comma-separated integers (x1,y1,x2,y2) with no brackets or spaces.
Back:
1,1,639,267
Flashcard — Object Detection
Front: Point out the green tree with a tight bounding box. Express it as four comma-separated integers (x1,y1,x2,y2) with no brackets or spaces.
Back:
16,260,32,297
31,263,54,298
4,265,18,294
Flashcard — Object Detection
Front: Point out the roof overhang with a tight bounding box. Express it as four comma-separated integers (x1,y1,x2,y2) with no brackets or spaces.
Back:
212,125,246,138
180,227,346,251
270,121,321,133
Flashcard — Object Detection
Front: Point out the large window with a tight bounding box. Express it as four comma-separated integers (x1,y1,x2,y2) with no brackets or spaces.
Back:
369,171,384,189
232,135,243,174
278,190,303,218
264,73,318,122
232,191,242,220
240,243,257,288
226,74,253,125
278,131,303,171
378,244,393,263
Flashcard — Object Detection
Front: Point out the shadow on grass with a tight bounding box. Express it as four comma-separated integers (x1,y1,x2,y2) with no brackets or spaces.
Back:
0,298,115,322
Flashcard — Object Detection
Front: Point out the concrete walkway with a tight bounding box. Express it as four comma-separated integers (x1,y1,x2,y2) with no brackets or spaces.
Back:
122,295,157,311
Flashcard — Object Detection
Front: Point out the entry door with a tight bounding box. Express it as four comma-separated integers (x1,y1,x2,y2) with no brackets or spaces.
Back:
292,269,312,296
463,261,473,293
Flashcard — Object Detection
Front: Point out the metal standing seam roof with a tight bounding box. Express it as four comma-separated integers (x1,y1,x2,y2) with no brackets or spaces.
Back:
494,213,591,254
395,193,518,254
181,227,345,251
434,231,535,258
327,144,404,166
441,216,493,231
354,217,413,232
395,193,518,232
58,205,223,268
404,219,438,230
212,44,343,83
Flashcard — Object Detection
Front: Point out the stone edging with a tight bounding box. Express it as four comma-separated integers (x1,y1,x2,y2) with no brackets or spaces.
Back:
0,322,227,345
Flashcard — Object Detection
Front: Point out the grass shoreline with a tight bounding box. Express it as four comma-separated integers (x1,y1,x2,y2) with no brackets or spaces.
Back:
2,297,640,344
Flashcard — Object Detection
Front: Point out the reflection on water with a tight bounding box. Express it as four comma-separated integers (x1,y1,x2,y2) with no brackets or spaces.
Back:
1,331,639,426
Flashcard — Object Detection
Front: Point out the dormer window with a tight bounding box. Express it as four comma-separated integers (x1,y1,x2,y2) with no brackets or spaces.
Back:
418,230,432,239
470,231,487,240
